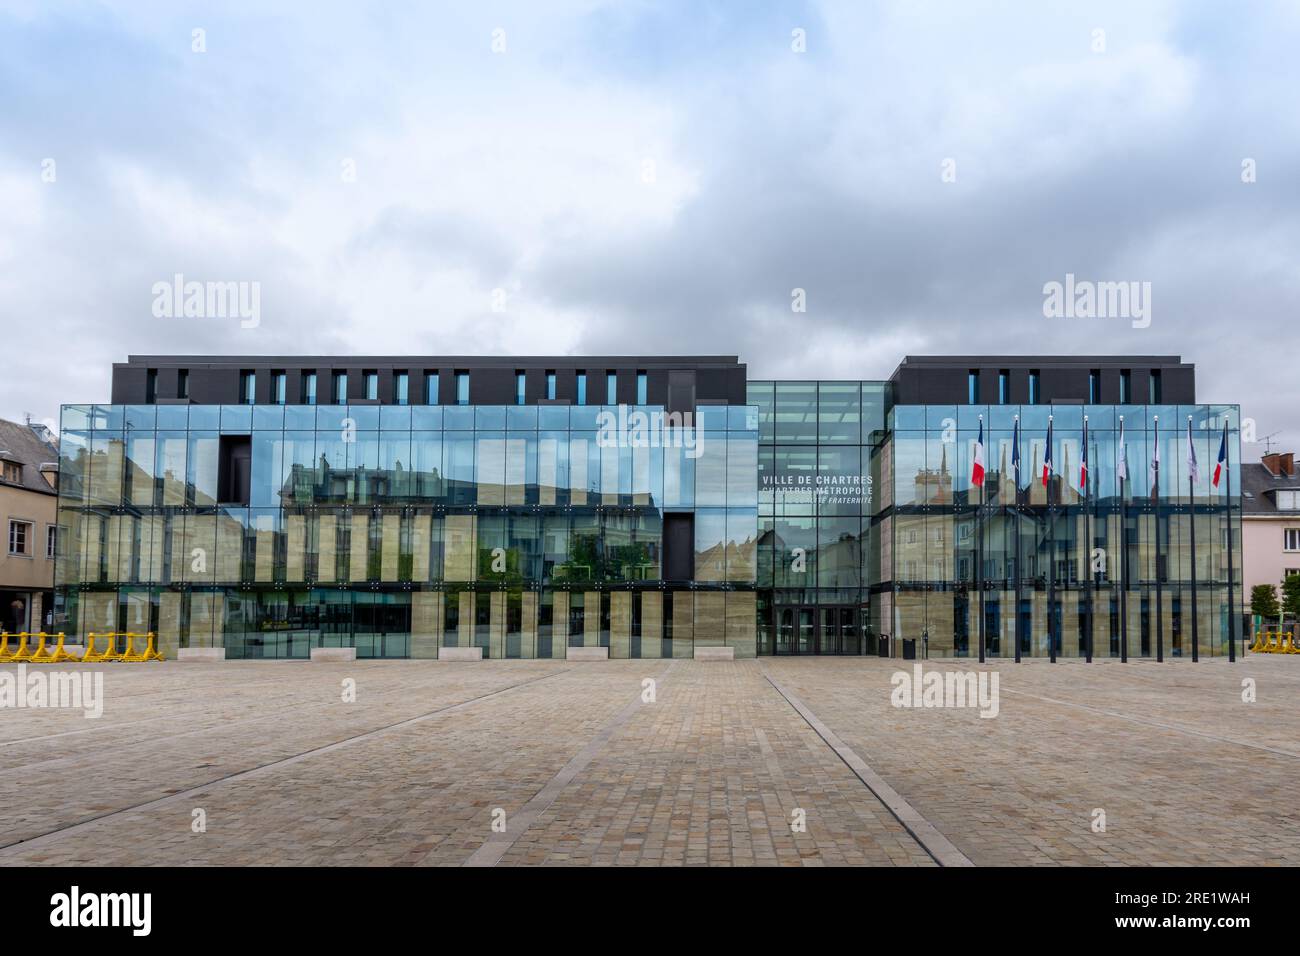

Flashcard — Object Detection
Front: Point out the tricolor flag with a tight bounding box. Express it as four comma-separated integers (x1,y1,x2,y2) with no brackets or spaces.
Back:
1212,419,1228,489
1117,417,1128,482
970,417,986,487
1186,417,1200,486
1012,416,1021,489
1150,416,1161,500
1080,417,1089,493
1042,416,1053,487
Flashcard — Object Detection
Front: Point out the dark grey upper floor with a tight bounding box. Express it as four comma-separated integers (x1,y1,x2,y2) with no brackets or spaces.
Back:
112,355,748,410
889,355,1195,406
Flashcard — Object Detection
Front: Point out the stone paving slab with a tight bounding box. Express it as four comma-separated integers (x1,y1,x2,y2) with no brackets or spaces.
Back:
1,656,1295,866
765,656,1300,866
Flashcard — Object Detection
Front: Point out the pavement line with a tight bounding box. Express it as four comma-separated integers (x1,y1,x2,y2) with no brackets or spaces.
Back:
461,661,679,867
0,668,570,855
763,670,974,868
1000,688,1300,759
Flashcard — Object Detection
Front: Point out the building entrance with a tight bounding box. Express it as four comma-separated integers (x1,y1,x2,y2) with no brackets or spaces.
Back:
773,605,864,655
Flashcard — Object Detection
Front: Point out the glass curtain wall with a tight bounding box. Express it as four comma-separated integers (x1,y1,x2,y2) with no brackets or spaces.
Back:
55,402,758,659
749,381,890,655
885,403,1242,658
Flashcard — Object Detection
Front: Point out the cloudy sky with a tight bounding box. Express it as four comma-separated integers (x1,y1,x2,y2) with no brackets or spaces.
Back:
2,1,1297,451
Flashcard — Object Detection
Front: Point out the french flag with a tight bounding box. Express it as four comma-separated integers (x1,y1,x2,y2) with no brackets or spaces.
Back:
1212,419,1228,489
1042,417,1053,487
970,417,986,487
1079,416,1088,492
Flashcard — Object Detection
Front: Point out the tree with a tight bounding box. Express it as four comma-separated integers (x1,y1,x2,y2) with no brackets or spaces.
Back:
1282,574,1300,623
1250,583,1279,621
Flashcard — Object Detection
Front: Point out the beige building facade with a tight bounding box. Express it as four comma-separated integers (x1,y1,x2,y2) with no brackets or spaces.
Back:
0,418,60,634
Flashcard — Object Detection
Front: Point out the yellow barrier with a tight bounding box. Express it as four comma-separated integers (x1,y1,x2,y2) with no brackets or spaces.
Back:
30,632,76,663
83,632,118,662
1250,629,1300,654
122,632,163,662
0,632,12,661
11,632,43,662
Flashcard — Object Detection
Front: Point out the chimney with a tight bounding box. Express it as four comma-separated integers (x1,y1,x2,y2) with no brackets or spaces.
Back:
1282,453,1296,477
1262,452,1283,476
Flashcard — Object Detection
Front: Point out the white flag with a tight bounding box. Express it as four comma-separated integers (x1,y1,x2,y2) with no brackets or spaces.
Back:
1186,419,1199,485
1116,419,1127,482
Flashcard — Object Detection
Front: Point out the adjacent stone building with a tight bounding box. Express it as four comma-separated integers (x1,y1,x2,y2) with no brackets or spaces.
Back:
0,417,59,633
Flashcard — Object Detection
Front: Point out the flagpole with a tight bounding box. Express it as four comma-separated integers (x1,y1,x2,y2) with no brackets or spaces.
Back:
1014,415,1022,663
1189,416,1200,663
978,415,986,664
1119,415,1128,663
1225,417,1236,662
1155,414,1164,663
1048,414,1056,664
1084,415,1093,663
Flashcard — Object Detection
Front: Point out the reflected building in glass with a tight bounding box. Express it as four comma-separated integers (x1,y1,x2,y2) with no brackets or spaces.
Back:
750,357,1243,658
53,354,1242,660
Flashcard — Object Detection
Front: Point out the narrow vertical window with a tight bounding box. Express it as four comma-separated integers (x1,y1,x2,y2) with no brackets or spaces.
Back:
1028,370,1040,405
545,370,556,401
968,370,979,405
1149,369,1162,403
606,371,617,405
516,371,526,405
394,371,409,406
576,371,587,405
364,370,378,401
177,369,189,399
333,371,347,405
425,372,439,405
998,370,1008,405
240,370,256,405
145,369,157,404
456,371,469,405
302,371,317,405
1119,370,1131,404
272,370,286,405
636,371,647,405
1089,369,1100,404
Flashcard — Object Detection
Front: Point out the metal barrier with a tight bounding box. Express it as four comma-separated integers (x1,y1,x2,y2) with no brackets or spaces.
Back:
1249,629,1300,654
0,631,165,663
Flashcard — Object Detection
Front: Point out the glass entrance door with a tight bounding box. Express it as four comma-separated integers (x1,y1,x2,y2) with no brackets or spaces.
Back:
796,607,814,654
818,608,840,655
776,607,794,655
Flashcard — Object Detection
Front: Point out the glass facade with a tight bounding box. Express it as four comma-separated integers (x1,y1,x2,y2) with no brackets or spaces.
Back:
749,381,889,655
749,382,1242,659
53,403,759,660
884,403,1242,658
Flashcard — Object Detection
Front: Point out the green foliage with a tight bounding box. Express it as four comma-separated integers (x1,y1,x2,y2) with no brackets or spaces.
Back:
1281,575,1300,621
1250,583,1279,620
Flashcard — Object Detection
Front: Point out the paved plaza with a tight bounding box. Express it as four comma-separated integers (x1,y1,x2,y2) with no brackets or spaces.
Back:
1,655,1297,866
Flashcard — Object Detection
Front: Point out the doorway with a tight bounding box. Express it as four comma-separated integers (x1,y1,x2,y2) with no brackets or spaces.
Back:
774,605,862,655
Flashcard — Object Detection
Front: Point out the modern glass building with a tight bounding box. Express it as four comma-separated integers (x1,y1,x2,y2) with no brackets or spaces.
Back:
52,354,1243,660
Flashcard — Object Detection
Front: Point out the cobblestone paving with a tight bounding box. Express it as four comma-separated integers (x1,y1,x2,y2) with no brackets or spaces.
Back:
1,655,1295,866
767,656,1300,866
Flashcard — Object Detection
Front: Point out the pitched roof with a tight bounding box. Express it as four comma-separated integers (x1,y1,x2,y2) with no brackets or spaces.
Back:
0,418,59,497
1241,461,1300,516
